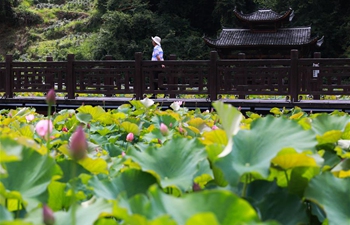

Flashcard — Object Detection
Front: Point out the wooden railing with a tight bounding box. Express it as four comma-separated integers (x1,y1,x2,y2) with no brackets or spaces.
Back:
1,50,350,102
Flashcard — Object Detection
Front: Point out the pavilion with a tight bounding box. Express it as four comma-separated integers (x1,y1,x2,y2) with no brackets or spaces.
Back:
203,8,324,58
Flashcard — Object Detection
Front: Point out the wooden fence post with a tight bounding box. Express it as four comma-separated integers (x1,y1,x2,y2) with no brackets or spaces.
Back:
134,52,143,99
5,55,13,98
312,52,321,100
290,50,299,102
67,54,75,99
46,56,54,89
238,53,246,99
210,51,218,101
169,54,177,98
104,55,113,97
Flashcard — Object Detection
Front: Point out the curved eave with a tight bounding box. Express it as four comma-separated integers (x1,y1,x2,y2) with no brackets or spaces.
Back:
203,36,219,48
233,8,293,23
203,40,321,49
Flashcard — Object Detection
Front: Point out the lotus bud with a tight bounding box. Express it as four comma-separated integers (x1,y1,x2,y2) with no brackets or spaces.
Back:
121,151,126,157
238,106,242,111
179,126,184,134
46,89,56,106
160,123,169,136
192,182,201,192
69,126,88,160
62,127,68,132
158,139,162,144
126,132,134,142
87,123,91,129
43,204,55,225
169,123,173,128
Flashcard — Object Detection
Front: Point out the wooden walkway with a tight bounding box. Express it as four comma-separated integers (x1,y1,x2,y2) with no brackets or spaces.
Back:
2,49,350,114
2,95,350,114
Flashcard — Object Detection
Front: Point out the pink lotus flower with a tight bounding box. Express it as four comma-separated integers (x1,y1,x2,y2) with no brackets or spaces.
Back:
26,114,35,122
46,89,56,106
160,123,169,136
69,126,88,160
126,132,134,142
43,204,55,225
212,125,219,130
36,120,53,138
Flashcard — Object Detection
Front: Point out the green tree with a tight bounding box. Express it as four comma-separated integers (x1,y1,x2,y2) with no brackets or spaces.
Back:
0,0,15,23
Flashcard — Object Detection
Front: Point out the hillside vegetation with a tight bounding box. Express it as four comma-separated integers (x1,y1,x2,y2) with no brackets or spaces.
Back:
1,0,350,61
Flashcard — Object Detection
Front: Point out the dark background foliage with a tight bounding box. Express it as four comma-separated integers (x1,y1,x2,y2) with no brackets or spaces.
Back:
0,0,349,61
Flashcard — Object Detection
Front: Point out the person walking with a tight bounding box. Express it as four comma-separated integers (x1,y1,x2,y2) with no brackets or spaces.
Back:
150,36,167,99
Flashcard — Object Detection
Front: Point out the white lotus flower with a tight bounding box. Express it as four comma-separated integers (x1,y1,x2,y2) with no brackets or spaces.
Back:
140,98,154,108
170,101,182,111
338,140,350,150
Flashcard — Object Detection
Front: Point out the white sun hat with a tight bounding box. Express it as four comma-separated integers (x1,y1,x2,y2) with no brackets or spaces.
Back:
151,36,161,46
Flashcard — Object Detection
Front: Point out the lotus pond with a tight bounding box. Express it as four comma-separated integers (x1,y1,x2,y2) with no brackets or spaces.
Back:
1,99,350,225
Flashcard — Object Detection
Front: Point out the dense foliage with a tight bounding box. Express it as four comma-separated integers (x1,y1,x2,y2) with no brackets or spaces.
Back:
0,0,349,61
1,100,350,224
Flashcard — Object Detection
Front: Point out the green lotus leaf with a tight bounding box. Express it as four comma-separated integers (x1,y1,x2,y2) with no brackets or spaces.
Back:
341,123,350,139
216,115,317,187
1,149,62,210
201,129,227,146
121,121,140,135
57,160,90,183
305,172,350,225
185,212,220,225
142,128,175,144
121,213,177,225
288,167,320,197
129,99,147,110
187,118,210,133
148,185,259,225
103,143,124,157
52,198,113,225
89,169,157,199
193,160,214,187
77,157,108,175
128,137,207,192
311,114,350,135
77,105,106,122
116,185,259,224
212,101,242,138
75,112,92,124
17,125,34,138
47,181,69,211
257,190,308,225
0,137,23,163
206,144,228,186
94,218,119,225
316,130,342,144
270,107,283,116
0,205,13,222
331,158,350,178
150,114,178,129
90,124,116,136
271,148,322,170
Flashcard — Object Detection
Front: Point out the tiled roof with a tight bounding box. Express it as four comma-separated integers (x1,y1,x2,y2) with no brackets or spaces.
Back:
203,27,319,48
234,9,293,22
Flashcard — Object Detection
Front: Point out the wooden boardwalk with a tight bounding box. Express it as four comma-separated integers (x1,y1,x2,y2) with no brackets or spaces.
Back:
2,95,350,115
1,50,350,114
